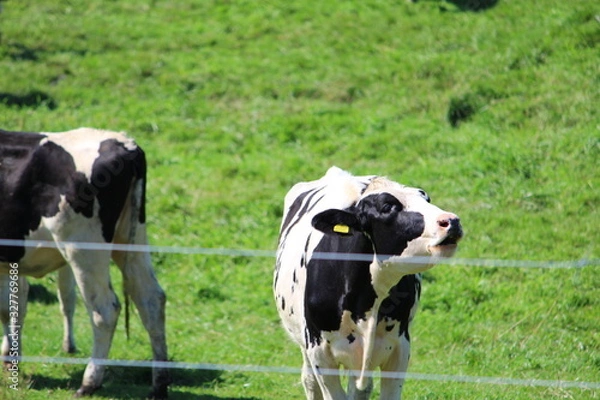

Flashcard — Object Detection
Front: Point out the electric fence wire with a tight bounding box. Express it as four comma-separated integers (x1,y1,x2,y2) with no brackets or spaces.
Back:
1,238,598,391
2,356,599,391
0,238,597,269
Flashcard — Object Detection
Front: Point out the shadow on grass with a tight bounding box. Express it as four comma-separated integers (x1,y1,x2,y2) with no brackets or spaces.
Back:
0,91,58,110
417,0,499,12
5,43,40,61
28,366,259,399
446,0,499,11
28,283,59,305
27,371,81,393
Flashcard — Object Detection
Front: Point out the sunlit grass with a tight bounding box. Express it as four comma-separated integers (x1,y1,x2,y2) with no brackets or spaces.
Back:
0,0,598,398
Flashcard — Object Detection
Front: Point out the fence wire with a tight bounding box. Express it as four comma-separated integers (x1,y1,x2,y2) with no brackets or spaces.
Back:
0,238,597,269
1,237,598,392
2,356,599,391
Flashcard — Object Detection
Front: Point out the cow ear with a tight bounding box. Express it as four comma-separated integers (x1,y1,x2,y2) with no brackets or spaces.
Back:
312,209,360,236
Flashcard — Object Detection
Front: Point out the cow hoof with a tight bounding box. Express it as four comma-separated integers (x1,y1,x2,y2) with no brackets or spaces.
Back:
74,385,100,397
147,385,168,400
147,370,172,399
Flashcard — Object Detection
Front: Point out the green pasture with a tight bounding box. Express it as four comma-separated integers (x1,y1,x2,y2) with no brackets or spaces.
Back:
0,0,598,398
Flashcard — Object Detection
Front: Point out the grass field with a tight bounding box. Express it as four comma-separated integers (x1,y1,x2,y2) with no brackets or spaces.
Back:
1,0,599,398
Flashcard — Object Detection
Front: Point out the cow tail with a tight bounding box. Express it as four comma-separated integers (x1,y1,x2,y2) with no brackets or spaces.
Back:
123,176,143,341
123,147,146,341
124,284,131,340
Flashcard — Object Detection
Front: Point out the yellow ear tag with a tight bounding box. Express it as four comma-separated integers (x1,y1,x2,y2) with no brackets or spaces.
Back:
333,224,350,234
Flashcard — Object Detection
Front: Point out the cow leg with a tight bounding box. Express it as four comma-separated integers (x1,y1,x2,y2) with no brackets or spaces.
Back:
57,266,77,353
57,245,118,397
1,274,12,361
347,373,373,400
112,234,169,399
0,275,29,366
380,336,410,400
303,347,346,400
301,351,324,400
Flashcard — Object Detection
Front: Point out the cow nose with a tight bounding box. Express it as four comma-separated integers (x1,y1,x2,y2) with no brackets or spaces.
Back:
437,213,463,239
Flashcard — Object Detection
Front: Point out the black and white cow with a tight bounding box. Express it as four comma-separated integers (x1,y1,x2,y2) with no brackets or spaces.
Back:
0,128,169,398
274,167,463,399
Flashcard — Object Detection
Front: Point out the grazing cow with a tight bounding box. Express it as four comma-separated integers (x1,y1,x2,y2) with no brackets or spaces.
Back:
0,128,169,398
274,167,463,399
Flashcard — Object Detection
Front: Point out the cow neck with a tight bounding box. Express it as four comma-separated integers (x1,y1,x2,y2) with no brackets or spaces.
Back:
369,255,432,300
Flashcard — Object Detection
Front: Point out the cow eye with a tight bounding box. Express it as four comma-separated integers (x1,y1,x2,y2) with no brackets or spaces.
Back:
380,202,394,213
369,193,402,215
419,190,431,203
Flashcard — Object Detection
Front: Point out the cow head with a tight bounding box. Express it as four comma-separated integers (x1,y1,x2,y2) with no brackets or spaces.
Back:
312,178,462,262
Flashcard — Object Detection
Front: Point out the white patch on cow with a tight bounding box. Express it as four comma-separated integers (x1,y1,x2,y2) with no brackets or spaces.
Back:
13,194,103,277
40,128,137,179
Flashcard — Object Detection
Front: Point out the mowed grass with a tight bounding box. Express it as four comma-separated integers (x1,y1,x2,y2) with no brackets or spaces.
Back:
0,0,598,399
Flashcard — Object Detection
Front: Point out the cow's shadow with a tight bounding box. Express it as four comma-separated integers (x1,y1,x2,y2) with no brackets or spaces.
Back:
28,283,59,304
27,367,259,399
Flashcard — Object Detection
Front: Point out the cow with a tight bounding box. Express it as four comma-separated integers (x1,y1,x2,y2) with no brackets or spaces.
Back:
274,167,463,399
0,128,169,398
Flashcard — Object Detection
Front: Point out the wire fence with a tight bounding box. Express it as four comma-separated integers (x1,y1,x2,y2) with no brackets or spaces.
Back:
1,238,599,392
1,238,598,268
2,356,599,391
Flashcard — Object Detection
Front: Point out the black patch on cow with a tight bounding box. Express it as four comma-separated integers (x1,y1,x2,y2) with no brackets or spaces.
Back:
379,275,421,341
304,192,426,346
304,231,375,346
301,234,312,268
347,334,356,344
356,193,426,257
279,187,324,241
311,193,426,258
0,130,87,261
91,139,147,242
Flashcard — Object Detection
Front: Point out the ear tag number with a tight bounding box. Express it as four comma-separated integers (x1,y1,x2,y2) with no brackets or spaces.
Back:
333,224,350,234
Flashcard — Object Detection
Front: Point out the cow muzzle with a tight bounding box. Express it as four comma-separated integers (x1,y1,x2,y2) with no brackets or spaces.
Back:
427,213,463,257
